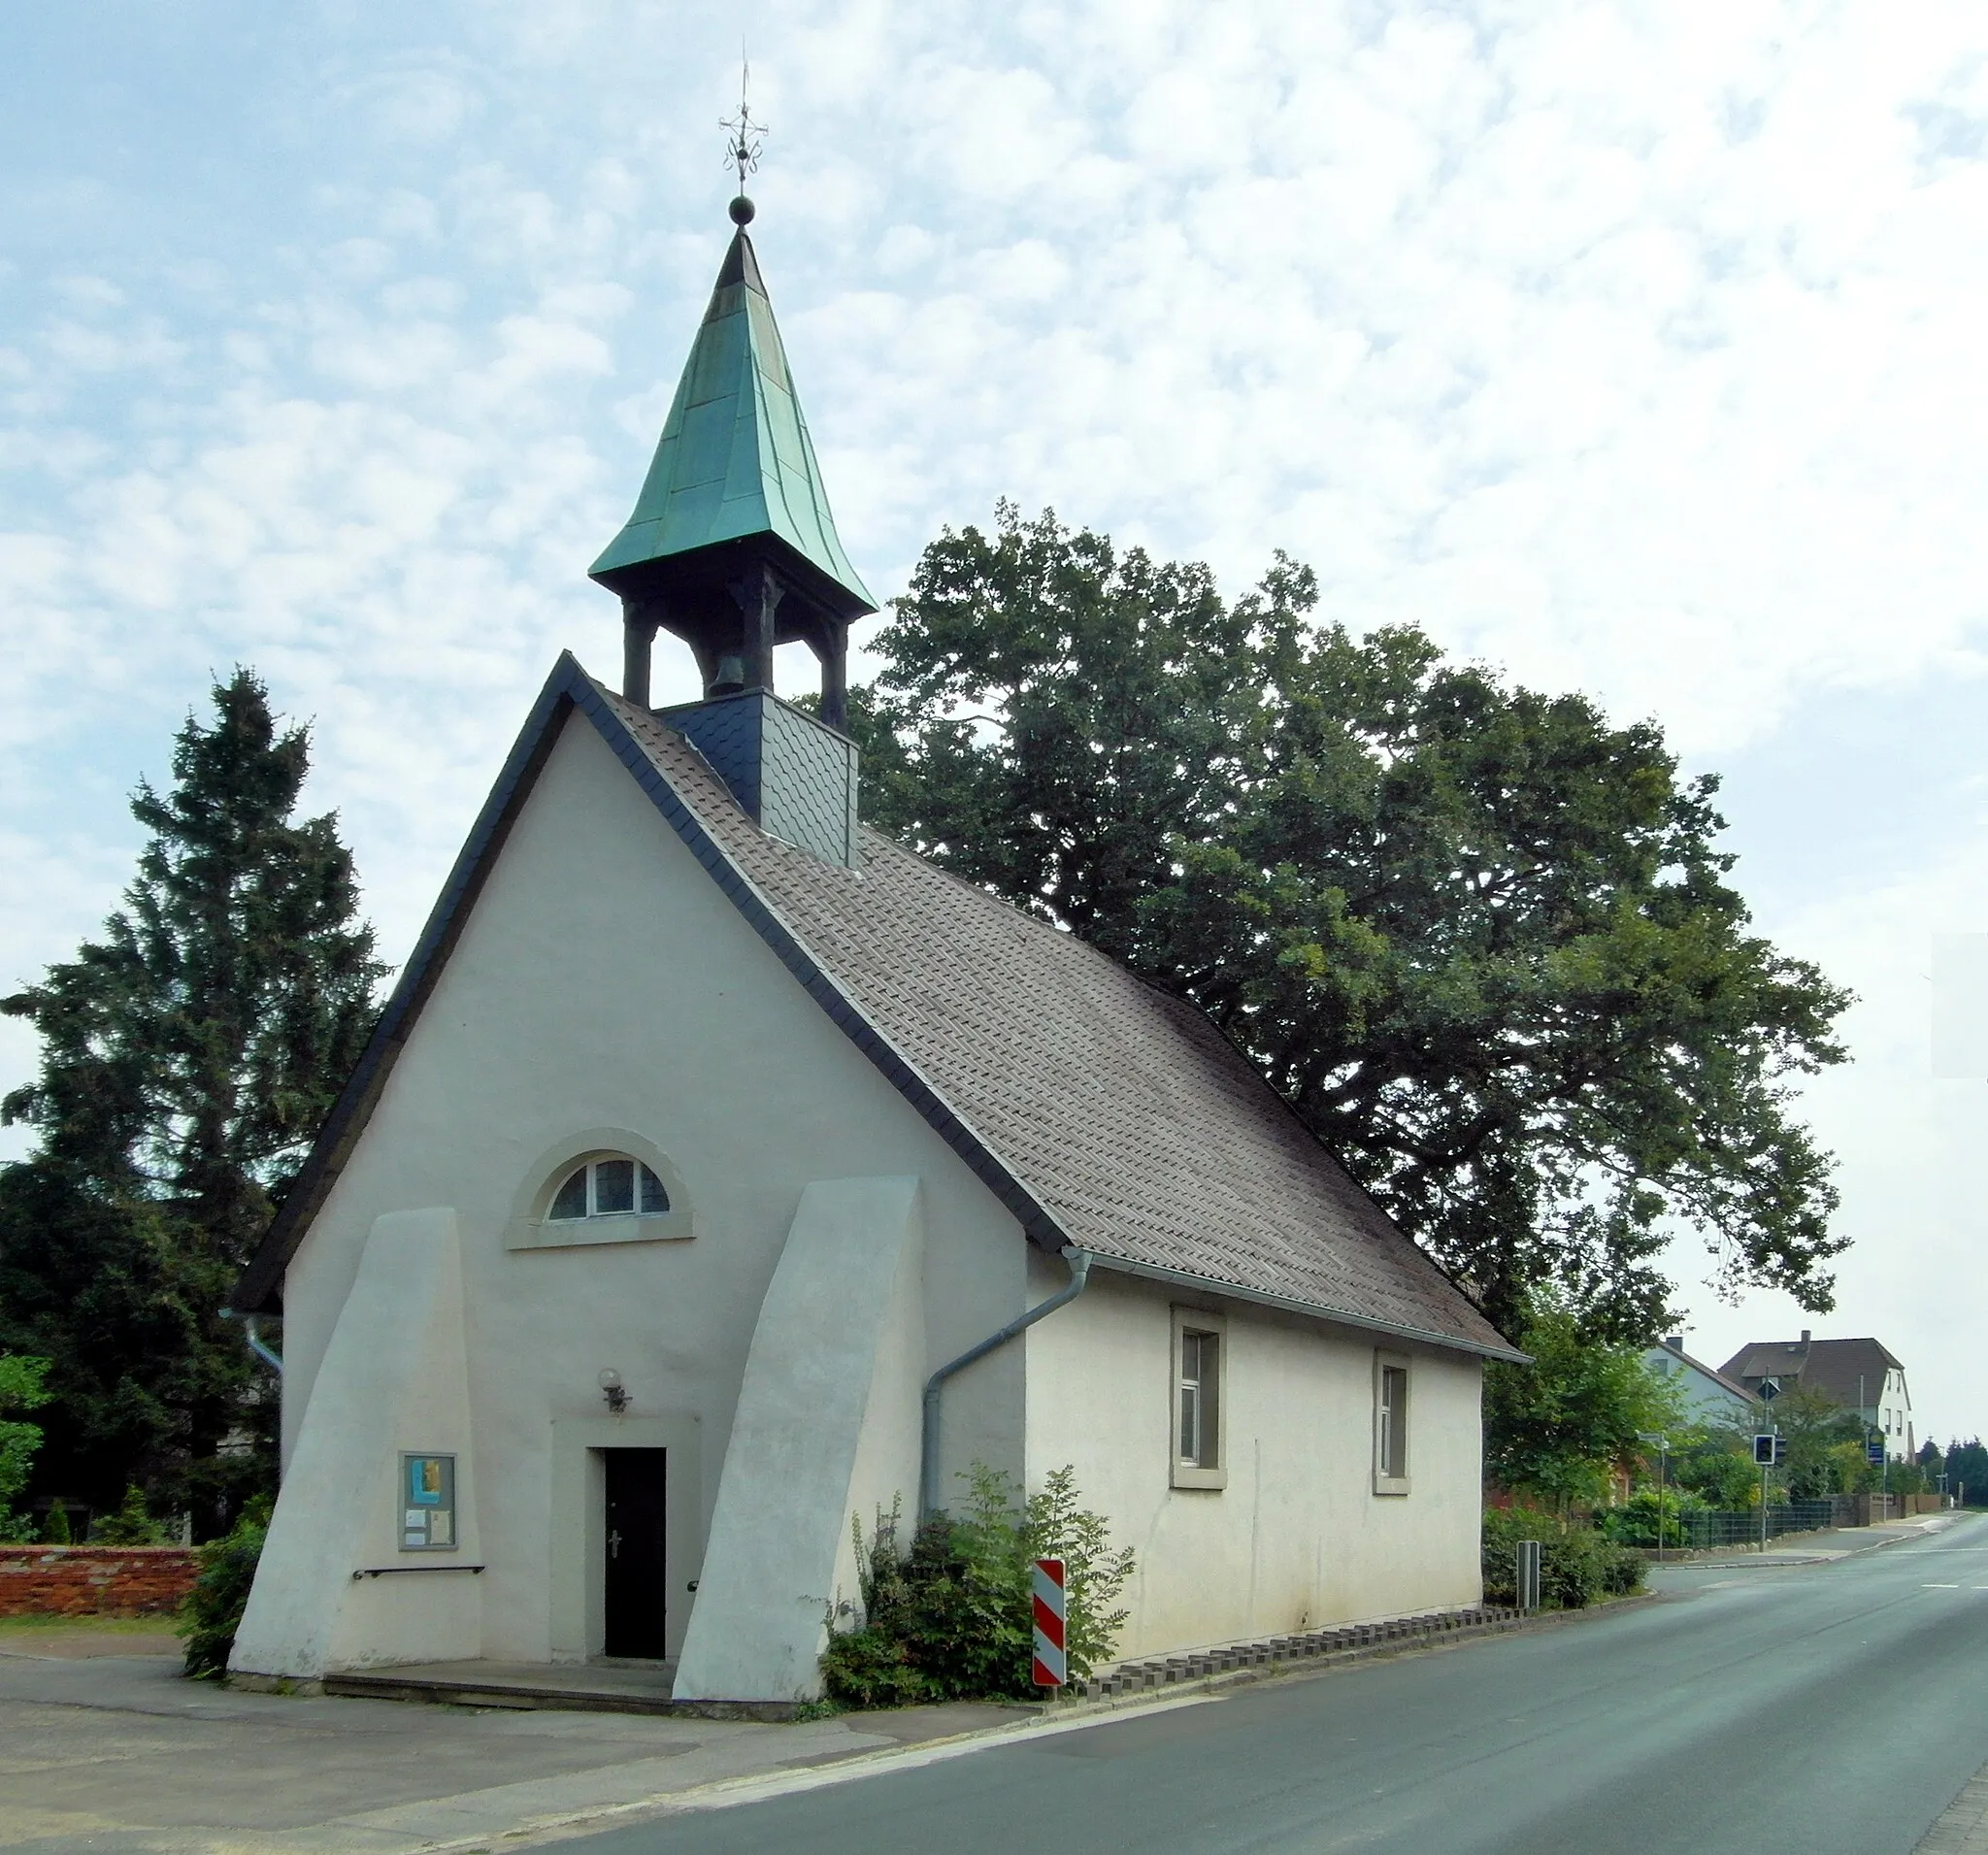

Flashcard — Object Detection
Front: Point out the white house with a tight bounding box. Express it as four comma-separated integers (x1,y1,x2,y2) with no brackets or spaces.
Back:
226,200,1521,1705
1645,1337,1758,1431
1720,1334,1914,1460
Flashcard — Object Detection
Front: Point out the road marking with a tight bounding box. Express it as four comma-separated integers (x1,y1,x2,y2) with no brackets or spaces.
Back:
1923,1583,1962,1588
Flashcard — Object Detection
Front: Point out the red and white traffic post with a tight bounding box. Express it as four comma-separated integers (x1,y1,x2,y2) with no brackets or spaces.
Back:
1032,1556,1067,1691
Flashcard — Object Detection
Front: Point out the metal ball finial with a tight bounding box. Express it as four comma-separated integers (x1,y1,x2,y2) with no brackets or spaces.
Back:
729,193,755,226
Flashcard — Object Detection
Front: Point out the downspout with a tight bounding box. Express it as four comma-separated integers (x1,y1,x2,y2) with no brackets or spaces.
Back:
219,1308,284,1375
920,1247,1091,1520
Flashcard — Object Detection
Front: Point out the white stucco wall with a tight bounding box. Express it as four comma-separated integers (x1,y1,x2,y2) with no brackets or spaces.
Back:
672,1176,923,1702
1022,1255,1484,1661
271,711,1027,1673
232,1209,480,1677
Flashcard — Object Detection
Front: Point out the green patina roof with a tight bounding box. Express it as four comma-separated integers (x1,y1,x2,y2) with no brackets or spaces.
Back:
590,230,876,613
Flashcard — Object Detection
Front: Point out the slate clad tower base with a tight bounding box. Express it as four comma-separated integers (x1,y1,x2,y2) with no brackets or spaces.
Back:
589,214,876,741
666,688,859,868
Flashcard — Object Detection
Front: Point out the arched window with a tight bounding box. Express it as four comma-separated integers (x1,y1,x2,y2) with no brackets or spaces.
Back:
547,1156,670,1222
505,1129,692,1251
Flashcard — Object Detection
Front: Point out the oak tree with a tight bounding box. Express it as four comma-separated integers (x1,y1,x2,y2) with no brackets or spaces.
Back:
852,504,1851,1339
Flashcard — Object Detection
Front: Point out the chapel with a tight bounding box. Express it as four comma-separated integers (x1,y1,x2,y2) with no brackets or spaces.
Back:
227,185,1518,1704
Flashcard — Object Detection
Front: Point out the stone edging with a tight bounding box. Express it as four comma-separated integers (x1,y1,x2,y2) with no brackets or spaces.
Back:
1065,1593,1664,1708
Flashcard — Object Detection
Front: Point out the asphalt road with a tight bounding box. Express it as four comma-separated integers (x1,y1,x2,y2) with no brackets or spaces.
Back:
573,1512,1988,1855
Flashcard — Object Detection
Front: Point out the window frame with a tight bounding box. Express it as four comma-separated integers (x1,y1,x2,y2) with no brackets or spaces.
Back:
547,1156,671,1222
1171,1308,1228,1491
1373,1349,1411,1496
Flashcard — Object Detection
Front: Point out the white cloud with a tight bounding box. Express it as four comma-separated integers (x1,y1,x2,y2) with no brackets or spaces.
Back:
4,0,1988,1435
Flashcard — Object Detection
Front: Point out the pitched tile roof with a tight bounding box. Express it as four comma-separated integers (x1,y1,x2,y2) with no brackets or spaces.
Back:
1719,1337,1905,1408
599,686,1513,1359
234,657,1519,1360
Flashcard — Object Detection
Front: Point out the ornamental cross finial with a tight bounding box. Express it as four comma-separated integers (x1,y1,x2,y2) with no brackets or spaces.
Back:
721,57,766,201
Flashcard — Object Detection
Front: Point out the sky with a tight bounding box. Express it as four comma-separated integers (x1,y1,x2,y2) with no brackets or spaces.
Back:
4,2,1986,1443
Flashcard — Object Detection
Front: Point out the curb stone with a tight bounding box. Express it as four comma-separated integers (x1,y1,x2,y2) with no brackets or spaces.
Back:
1056,1591,1667,1714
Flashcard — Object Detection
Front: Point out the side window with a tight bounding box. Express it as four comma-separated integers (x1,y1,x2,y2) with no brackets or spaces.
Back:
1374,1351,1410,1495
1172,1309,1227,1490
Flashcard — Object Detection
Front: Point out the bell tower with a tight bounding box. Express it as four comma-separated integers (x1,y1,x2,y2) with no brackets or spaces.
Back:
590,141,876,865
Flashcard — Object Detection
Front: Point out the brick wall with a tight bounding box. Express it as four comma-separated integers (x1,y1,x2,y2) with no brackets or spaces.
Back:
0,1546,199,1617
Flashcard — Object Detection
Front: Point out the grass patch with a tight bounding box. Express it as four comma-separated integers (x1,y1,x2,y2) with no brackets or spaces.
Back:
0,1612,179,1635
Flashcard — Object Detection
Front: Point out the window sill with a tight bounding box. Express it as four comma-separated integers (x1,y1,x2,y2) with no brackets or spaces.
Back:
1372,1474,1412,1498
1172,1464,1227,1491
508,1211,693,1251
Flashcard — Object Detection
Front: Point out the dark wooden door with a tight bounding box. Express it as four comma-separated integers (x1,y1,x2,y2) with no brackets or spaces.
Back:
604,1448,668,1659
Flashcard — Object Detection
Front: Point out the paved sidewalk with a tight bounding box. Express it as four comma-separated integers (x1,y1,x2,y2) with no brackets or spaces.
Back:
1919,1759,1988,1854
0,1630,1027,1854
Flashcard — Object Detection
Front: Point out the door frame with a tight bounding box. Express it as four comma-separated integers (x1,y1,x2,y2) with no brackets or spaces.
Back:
547,1414,701,1663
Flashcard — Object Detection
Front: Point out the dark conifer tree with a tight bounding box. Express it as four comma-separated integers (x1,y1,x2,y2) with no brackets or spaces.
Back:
0,671,384,1534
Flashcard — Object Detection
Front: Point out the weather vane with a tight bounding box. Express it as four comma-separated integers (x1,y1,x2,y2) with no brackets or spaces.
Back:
720,57,766,225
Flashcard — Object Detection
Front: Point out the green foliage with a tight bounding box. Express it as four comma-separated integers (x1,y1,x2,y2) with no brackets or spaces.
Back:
40,1502,72,1544
0,671,383,1535
91,1486,167,1545
0,1354,50,1541
1759,1385,1863,1501
1943,1440,1988,1505
820,1467,1136,1707
1483,1294,1688,1508
815,1619,929,1710
1672,1438,1761,1509
1601,1483,1706,1547
1482,1506,1645,1608
178,1495,271,1678
1877,1454,1928,1497
851,505,1851,1336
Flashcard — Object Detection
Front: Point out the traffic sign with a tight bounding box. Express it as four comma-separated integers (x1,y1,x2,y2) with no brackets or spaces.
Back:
1758,1377,1781,1402
1867,1439,1885,1467
1032,1557,1067,1688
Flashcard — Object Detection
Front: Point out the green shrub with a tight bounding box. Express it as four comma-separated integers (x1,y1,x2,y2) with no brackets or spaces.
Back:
1673,1442,1760,1510
92,1487,167,1545
0,1355,51,1542
40,1503,72,1544
1600,1485,1705,1547
817,1624,932,1708
178,1497,271,1679
1482,1506,1644,1609
821,1466,1136,1707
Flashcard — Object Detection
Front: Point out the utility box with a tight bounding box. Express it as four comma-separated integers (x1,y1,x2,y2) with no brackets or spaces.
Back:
1516,1539,1542,1612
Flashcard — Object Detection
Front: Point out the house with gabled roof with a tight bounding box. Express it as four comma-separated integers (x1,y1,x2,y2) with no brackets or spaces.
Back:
1720,1333,1913,1460
225,192,1520,1704
1645,1337,1758,1430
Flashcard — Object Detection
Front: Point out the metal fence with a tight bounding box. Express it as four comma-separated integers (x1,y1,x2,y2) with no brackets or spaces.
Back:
1659,1503,1839,1550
